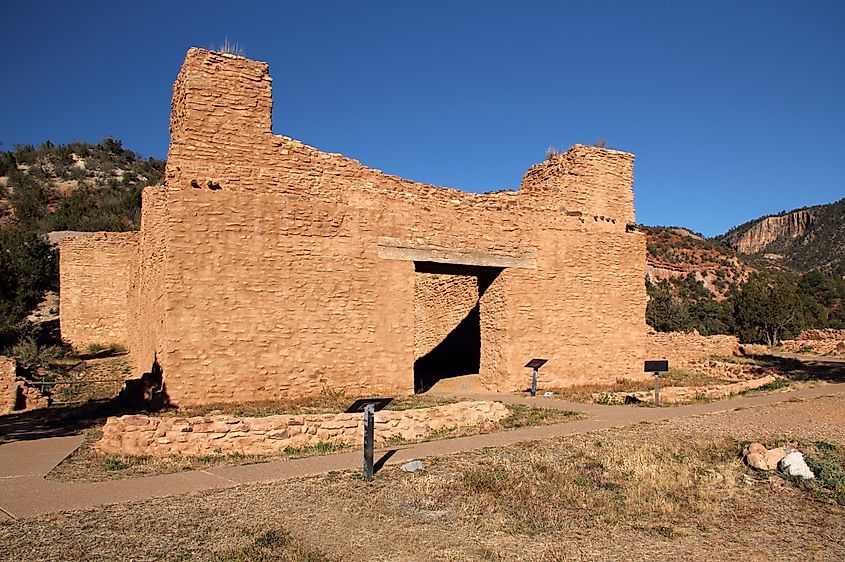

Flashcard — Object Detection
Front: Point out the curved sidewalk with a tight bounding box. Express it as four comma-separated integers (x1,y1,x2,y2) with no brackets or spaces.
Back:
1,382,843,520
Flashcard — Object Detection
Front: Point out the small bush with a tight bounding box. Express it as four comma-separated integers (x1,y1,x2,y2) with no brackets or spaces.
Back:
545,147,561,160
10,336,63,368
103,456,131,471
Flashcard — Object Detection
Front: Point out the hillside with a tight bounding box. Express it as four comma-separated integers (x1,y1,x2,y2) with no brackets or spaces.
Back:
717,198,845,276
0,140,163,348
644,225,754,301
0,139,164,230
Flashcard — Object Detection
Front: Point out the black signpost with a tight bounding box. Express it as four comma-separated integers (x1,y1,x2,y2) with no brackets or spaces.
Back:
525,358,548,397
643,360,669,406
346,398,393,480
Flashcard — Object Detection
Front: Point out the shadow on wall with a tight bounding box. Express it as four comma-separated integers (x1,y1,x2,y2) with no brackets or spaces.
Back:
120,354,170,410
414,264,502,393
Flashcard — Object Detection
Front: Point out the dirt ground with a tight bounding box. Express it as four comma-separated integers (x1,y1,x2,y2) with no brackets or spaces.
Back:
2,394,844,561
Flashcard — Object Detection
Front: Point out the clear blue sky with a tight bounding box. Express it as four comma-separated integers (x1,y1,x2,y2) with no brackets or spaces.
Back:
3,1,843,237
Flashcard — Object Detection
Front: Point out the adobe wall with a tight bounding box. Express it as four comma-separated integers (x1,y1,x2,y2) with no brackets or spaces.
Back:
59,232,139,350
112,48,649,404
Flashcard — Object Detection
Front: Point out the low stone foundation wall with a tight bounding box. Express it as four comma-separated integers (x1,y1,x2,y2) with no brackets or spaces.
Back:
594,374,781,405
1,356,17,414
0,356,50,415
780,329,845,356
97,400,510,457
646,329,739,368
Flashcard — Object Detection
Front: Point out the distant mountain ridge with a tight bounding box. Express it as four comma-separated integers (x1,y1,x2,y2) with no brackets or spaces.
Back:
716,198,845,275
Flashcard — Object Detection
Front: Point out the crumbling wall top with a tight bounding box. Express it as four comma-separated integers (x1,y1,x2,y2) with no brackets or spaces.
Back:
165,48,636,224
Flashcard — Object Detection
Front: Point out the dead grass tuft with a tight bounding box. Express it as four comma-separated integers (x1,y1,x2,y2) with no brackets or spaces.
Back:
173,389,459,418
211,527,336,562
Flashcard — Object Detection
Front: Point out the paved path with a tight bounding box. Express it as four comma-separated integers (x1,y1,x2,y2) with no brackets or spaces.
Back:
1,383,843,520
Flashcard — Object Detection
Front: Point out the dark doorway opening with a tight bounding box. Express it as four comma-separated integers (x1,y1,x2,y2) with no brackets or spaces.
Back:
413,262,501,393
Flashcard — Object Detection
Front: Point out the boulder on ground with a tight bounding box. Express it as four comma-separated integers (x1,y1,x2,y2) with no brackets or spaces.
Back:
763,447,788,471
780,451,815,479
743,443,791,471
746,451,768,470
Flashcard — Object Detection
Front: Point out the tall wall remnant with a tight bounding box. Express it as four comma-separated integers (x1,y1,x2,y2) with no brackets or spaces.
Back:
60,48,648,405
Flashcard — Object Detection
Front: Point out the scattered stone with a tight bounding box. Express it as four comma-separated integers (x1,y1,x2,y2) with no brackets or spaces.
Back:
401,460,423,473
543,391,554,398
780,451,815,479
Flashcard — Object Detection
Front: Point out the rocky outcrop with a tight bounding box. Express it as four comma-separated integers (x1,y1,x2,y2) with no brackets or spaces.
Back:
723,209,816,256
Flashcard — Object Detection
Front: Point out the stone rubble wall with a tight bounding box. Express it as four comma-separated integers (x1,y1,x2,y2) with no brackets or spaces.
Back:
59,232,139,350
646,329,739,369
0,356,50,415
96,400,510,457
780,329,845,356
0,356,17,414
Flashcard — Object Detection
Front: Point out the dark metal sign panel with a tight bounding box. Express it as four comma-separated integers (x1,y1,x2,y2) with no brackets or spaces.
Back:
524,358,548,369
346,397,394,413
644,360,669,372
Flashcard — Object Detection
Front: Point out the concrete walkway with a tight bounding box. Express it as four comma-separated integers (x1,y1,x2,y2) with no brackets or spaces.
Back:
1,382,843,520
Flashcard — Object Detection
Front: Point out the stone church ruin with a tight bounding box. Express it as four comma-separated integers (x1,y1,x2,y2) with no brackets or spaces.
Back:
59,48,648,405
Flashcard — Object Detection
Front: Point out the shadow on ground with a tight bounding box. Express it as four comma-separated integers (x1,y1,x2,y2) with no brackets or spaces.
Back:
751,353,845,383
0,398,132,443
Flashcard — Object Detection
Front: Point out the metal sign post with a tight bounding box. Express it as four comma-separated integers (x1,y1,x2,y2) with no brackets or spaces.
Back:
524,359,548,397
653,372,660,407
643,360,669,408
363,403,375,479
346,397,393,481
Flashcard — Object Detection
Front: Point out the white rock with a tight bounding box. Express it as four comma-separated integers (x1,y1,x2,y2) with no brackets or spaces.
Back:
779,451,815,479
543,391,554,398
401,460,423,473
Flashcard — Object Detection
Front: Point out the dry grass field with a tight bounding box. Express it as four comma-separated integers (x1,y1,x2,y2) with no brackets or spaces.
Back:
2,394,844,561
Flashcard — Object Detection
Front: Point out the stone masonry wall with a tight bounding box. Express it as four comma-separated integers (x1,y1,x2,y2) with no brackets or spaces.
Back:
60,232,139,350
414,272,479,361
0,356,17,415
67,48,650,404
96,400,509,457
646,329,739,368
126,187,170,377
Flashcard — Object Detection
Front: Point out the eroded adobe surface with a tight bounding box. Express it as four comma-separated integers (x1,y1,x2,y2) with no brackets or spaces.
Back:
61,48,648,405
